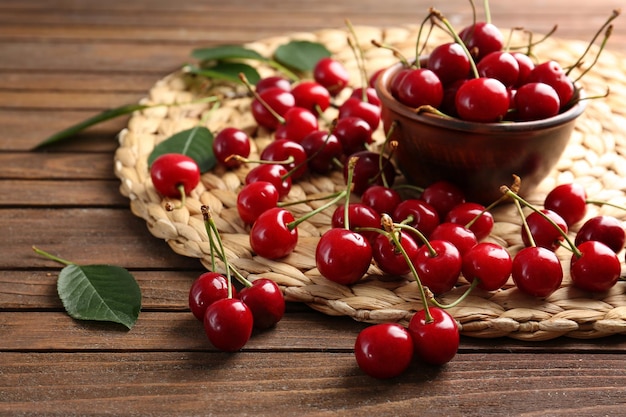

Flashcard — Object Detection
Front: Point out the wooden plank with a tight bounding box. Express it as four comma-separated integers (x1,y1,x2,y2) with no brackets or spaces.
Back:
0,71,161,91
0,153,114,180
1,351,625,416
0,208,201,269
0,179,128,207
0,91,144,110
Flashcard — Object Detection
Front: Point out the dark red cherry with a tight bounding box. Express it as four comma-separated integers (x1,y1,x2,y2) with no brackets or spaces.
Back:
350,86,382,107
338,97,381,131
291,80,331,113
245,163,292,199
255,76,291,93
344,150,396,195
512,246,563,297
237,181,280,225
445,202,493,241
477,51,520,87
274,107,319,143
260,139,308,180
250,87,295,130
331,203,381,243
313,57,349,96
513,82,560,121
333,116,373,156
354,323,414,379
361,185,402,217
212,127,251,169
411,240,462,295
461,242,512,291
394,68,444,109
544,183,588,226
521,209,568,251
526,61,575,109
203,298,253,352
427,42,471,86
150,153,201,198
421,180,466,220
249,207,298,260
372,231,419,276
238,278,285,330
575,216,626,253
459,21,504,61
300,130,343,174
189,272,234,322
430,222,478,256
392,198,440,238
570,241,621,292
512,52,535,87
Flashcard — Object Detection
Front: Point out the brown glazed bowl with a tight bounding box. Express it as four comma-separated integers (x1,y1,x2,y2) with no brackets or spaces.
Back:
375,62,587,205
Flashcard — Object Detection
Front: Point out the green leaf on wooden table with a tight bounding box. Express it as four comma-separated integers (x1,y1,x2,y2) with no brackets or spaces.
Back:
58,264,142,330
191,44,266,63
32,103,153,150
186,61,261,85
273,40,332,72
32,246,141,330
147,125,216,172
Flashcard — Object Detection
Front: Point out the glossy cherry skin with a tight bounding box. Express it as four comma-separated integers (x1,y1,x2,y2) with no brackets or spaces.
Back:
394,67,443,109
421,180,466,220
338,97,381,131
313,57,349,96
238,278,285,330
512,246,563,297
249,207,298,260
150,153,201,198
354,323,414,379
430,222,478,256
392,198,440,239
427,42,471,86
408,307,459,365
350,87,382,107
477,51,520,88
333,116,373,156
459,21,504,61
331,203,381,243
344,150,396,195
445,202,494,241
372,231,419,276
316,228,372,285
300,130,343,174
203,298,253,352
212,127,251,168
544,183,588,226
291,80,331,113
245,163,292,199
260,139,308,180
513,82,560,121
526,60,575,109
255,76,291,93
521,209,568,251
189,272,235,321
237,181,280,225
461,242,512,291
361,185,402,217
411,240,462,295
512,52,535,87
455,77,510,123
274,107,319,144
570,240,621,292
250,87,295,130
575,216,626,253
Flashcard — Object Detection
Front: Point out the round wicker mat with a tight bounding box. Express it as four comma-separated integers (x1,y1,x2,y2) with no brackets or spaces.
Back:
114,25,626,340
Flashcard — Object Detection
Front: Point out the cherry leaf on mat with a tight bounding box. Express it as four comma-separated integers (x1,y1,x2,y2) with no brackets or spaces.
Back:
186,62,261,85
273,40,331,72
147,125,216,172
58,264,142,330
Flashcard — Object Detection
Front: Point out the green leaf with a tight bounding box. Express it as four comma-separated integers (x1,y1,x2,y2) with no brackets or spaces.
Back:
187,62,261,85
191,45,266,63
32,103,152,150
273,40,332,72
57,264,142,330
147,125,216,172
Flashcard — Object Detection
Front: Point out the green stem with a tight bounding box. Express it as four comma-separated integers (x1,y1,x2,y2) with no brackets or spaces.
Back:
287,190,347,231
202,206,234,298
432,280,480,309
32,246,74,266
586,198,626,212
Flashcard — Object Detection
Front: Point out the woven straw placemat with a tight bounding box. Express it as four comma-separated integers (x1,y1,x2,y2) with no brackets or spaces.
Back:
114,25,626,340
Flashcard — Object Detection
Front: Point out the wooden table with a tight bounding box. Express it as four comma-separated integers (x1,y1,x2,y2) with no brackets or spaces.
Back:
2,1,625,415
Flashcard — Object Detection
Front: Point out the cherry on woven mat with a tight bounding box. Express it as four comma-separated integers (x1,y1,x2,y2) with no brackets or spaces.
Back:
260,139,308,180
274,107,319,144
316,227,373,285
521,209,568,251
461,242,512,291
249,207,298,260
245,163,292,199
313,57,350,96
543,182,588,226
213,127,251,169
575,215,626,253
393,198,440,239
331,203,381,243
444,202,493,242
237,181,280,225
150,153,200,199
300,130,343,174
512,246,563,297
372,231,419,276
411,239,462,295
570,240,621,292
291,80,331,113
429,222,478,256
361,185,402,218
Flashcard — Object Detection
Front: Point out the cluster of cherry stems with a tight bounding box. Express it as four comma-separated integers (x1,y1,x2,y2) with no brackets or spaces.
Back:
148,9,624,379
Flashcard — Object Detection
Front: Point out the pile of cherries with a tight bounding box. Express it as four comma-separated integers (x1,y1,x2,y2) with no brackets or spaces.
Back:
147,7,624,378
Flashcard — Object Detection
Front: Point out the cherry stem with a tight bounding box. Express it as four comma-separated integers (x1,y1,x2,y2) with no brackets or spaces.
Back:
202,206,237,297
32,246,74,266
164,184,188,211
345,19,370,100
414,10,436,68
429,8,480,79
238,72,286,125
500,185,581,257
565,9,620,78
572,24,614,84
513,195,537,248
343,156,358,231
483,0,492,24
394,221,437,258
371,39,410,68
278,190,345,208
586,198,626,212
287,190,347,231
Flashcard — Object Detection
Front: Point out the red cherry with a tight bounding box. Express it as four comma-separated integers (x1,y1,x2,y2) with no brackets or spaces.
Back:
513,82,560,121
361,185,402,217
188,272,234,322
427,42,471,86
250,87,295,130
392,198,440,239
291,80,331,113
249,207,298,260
237,181,280,225
570,241,621,292
408,307,459,365
430,222,478,256
313,57,349,96
344,150,396,195
512,246,563,297
521,209,568,251
203,298,253,352
459,21,504,61
333,116,373,156
300,130,343,174
455,77,510,123
544,183,588,226
274,107,319,144
316,228,373,285
411,240,462,295
393,67,444,109
354,323,414,379
526,60,575,109
212,127,251,168
238,278,285,330
255,76,291,93
575,216,626,253
331,203,381,243
372,231,419,276
461,242,512,291
512,52,535,87
421,180,466,220
260,139,308,180
477,51,520,87
338,97,381,131
445,202,494,241
245,163,292,199
150,153,200,198
350,87,382,107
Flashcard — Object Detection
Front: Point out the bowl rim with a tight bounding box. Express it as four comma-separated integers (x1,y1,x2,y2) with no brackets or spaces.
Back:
376,61,587,133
